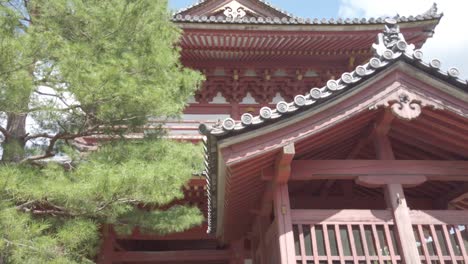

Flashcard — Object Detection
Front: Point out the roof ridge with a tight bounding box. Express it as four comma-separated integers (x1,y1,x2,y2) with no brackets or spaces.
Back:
173,12,442,24
173,0,294,18
200,18,467,138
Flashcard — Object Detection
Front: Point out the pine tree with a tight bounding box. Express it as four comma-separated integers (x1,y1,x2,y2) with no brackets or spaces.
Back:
0,0,204,263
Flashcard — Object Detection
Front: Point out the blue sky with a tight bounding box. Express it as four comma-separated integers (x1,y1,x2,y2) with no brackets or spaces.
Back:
169,0,341,18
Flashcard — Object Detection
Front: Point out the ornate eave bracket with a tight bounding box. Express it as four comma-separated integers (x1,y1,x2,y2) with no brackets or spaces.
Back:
370,87,444,121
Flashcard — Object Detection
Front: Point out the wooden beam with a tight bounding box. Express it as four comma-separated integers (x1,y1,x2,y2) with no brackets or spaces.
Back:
356,175,427,188
121,225,213,241
291,209,393,224
259,143,295,215
290,160,468,184
347,110,395,159
323,111,394,195
290,195,434,210
275,143,296,184
113,250,231,262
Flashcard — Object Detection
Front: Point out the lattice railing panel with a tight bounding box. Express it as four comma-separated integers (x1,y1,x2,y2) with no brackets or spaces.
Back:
291,210,468,264
293,223,401,264
413,224,468,263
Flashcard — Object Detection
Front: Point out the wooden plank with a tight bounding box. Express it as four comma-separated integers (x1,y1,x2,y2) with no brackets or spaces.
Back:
298,225,307,264
291,209,393,224
409,210,468,225
290,160,468,181
359,224,371,264
429,225,445,263
323,224,333,264
383,224,397,264
371,224,384,264
454,225,468,262
417,225,432,264
346,225,359,264
113,250,231,262
274,184,296,264
334,225,345,264
442,225,457,262
310,225,320,264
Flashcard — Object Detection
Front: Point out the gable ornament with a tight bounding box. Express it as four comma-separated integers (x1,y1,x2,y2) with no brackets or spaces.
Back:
222,1,248,19
371,87,443,121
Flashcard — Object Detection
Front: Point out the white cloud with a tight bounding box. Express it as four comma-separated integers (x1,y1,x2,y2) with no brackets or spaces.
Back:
339,0,468,78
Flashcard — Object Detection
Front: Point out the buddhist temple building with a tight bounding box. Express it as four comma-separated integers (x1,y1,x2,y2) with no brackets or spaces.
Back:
98,1,468,263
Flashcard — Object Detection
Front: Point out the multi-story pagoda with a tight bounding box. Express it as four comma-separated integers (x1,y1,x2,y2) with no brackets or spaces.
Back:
98,1,468,263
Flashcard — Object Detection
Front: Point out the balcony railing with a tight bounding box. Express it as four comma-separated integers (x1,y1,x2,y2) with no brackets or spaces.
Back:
291,210,468,264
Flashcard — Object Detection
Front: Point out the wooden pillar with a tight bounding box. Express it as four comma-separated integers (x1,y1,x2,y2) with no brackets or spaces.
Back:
97,225,114,264
374,132,421,264
255,215,269,264
274,184,296,264
230,239,245,264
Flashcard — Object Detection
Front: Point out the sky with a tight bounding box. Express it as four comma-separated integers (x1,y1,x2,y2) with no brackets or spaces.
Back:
169,0,468,78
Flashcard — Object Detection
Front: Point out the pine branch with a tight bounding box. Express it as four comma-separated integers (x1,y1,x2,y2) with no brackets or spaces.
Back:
21,125,100,163
24,133,55,141
17,198,141,218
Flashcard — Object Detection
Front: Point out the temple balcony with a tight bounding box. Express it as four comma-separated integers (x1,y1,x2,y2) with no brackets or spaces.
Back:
291,209,468,264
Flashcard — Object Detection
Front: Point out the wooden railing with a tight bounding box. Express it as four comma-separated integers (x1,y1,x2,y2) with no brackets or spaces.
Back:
291,210,468,264
410,210,468,263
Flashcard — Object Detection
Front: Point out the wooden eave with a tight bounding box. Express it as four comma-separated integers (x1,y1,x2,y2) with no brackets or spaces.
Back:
179,22,437,65
176,18,439,31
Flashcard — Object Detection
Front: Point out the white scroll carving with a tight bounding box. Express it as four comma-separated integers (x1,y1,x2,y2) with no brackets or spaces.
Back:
223,1,247,18
371,87,443,121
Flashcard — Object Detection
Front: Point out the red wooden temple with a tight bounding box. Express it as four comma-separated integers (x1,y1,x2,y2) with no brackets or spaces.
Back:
98,1,468,263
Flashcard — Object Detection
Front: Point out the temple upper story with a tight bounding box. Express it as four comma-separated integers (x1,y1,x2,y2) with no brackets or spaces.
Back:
164,0,443,142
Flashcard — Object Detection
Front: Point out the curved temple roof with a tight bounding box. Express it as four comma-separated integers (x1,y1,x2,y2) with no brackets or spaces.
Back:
201,18,467,138
200,19,468,235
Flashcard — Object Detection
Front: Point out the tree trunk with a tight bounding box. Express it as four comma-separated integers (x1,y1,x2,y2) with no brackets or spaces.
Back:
2,113,27,163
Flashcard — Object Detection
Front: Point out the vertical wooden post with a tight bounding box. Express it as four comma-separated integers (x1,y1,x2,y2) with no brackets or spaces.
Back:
274,184,296,264
230,239,245,264
97,225,114,264
374,131,421,264
258,215,269,264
